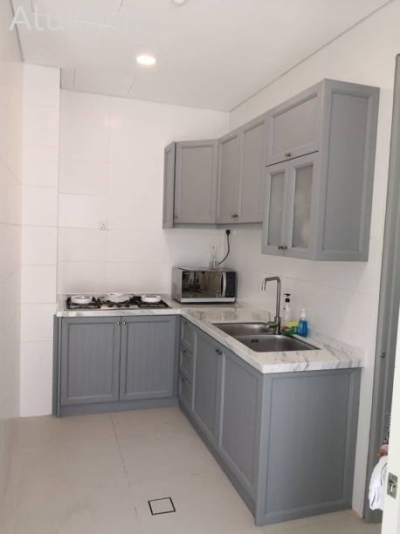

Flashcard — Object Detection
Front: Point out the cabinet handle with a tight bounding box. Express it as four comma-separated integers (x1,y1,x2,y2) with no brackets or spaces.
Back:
182,349,187,355
231,214,239,219
282,246,288,251
215,349,222,355
285,152,292,158
123,321,127,326
117,321,121,326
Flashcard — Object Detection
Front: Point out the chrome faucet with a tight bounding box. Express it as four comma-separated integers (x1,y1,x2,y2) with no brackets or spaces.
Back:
261,276,282,334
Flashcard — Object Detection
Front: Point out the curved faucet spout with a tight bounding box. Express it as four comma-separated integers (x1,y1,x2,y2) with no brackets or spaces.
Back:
261,276,282,334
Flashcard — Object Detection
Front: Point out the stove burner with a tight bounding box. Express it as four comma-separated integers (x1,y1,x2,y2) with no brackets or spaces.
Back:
66,295,170,311
66,297,101,310
131,296,170,309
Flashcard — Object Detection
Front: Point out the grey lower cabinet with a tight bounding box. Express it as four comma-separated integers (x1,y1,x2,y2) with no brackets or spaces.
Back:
163,140,218,227
178,319,361,526
192,330,222,442
54,316,178,416
59,317,121,406
263,79,379,261
120,317,177,401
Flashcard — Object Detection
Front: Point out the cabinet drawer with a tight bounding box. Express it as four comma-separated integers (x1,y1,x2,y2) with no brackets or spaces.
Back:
181,318,195,351
178,374,193,410
179,346,194,382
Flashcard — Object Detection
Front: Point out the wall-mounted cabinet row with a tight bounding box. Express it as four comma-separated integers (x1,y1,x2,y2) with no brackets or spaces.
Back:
177,319,361,526
53,316,178,416
163,78,379,262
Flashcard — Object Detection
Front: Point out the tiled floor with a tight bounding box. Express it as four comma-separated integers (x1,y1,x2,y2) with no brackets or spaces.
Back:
0,407,381,534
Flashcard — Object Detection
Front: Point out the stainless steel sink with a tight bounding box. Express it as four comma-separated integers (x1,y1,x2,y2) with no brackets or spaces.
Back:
213,322,319,353
214,322,275,337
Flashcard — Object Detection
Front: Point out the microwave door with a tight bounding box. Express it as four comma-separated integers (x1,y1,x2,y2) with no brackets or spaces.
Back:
202,272,223,298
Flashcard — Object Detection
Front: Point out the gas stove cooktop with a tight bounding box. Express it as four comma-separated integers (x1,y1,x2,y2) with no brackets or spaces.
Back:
66,295,170,311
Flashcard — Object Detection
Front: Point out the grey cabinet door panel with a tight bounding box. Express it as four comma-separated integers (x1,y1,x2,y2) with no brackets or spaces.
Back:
61,318,121,406
178,374,193,411
266,83,322,166
217,132,240,224
262,162,288,256
239,116,267,223
193,331,222,442
174,140,218,224
220,352,262,497
318,81,380,260
163,142,176,229
179,346,194,383
263,372,352,516
120,316,177,401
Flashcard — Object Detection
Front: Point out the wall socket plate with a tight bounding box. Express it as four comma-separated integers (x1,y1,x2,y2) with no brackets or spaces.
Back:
388,472,398,499
98,220,109,231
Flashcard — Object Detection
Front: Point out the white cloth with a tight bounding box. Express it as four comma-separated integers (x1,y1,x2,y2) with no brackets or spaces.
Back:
369,455,388,510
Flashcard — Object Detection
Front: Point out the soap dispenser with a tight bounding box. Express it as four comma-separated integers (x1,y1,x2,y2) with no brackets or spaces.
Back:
283,294,292,324
297,308,308,337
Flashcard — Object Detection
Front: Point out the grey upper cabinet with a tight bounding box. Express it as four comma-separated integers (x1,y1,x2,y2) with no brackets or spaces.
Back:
217,116,267,224
60,317,121,406
193,330,222,443
217,131,240,223
120,316,177,401
163,140,218,226
266,83,322,166
263,79,379,261
263,153,319,259
162,142,176,229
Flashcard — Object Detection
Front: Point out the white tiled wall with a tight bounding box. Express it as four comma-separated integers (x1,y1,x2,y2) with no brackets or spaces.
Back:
228,0,400,515
57,91,229,295
0,1,23,503
20,65,60,418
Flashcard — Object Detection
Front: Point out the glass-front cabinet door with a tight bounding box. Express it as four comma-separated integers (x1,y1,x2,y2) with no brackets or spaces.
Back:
262,162,288,256
285,153,318,258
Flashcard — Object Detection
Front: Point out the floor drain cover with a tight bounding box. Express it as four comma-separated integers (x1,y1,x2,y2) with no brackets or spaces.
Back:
148,497,176,516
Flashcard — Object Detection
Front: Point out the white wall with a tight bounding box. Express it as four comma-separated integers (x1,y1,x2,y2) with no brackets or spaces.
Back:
57,91,229,295
20,65,60,417
0,0,23,503
228,0,400,515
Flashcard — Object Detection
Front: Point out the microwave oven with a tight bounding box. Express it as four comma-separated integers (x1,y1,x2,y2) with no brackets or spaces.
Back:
172,267,236,304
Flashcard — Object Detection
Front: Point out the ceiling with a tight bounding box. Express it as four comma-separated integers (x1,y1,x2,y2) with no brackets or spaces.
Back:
13,0,392,111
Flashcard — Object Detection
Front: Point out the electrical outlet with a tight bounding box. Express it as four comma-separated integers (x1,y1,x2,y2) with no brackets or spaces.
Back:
388,473,398,499
98,220,109,231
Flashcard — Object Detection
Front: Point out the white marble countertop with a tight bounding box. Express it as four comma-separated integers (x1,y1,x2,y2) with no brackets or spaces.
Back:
55,296,364,374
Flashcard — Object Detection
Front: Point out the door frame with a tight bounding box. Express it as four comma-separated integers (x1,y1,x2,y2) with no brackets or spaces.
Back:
364,54,400,521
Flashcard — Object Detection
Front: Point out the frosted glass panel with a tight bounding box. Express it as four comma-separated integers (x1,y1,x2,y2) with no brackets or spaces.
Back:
267,172,285,246
292,164,313,249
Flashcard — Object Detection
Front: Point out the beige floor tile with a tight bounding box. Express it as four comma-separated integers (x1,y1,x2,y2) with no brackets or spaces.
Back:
3,409,383,534
130,470,259,534
15,484,142,534
113,408,219,484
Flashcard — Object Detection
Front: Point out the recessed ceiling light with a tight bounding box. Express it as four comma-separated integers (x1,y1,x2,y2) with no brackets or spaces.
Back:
173,0,187,5
136,55,156,67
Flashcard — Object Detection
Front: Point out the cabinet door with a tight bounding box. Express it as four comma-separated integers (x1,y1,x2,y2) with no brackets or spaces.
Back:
266,83,322,166
61,318,121,406
262,162,288,256
120,317,177,401
174,140,218,224
237,116,267,223
220,352,262,498
217,131,240,224
163,142,176,229
285,153,319,259
193,331,222,443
